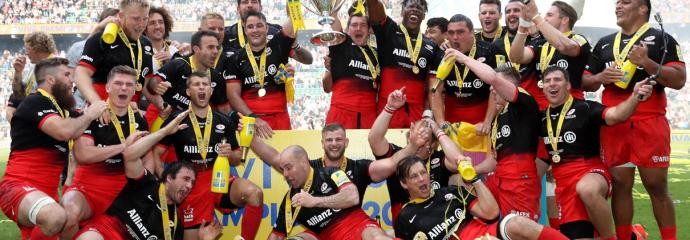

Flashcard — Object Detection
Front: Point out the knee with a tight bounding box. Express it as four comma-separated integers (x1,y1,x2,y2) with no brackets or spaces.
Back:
643,179,669,197
243,184,264,205
38,204,67,236
576,183,602,202
611,175,634,190
62,201,83,223
505,216,533,239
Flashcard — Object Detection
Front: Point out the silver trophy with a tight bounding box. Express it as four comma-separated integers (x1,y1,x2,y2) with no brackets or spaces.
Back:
303,0,348,46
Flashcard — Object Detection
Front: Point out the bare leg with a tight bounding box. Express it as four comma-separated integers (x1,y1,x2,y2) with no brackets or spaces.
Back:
60,190,93,239
17,191,66,236
639,167,675,233
576,173,615,238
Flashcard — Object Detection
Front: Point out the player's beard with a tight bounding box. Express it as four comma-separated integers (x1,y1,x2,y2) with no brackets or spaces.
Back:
52,81,76,111
325,147,345,161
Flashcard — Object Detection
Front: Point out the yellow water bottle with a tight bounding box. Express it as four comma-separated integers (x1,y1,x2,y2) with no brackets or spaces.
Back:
614,60,637,89
458,160,477,182
211,140,230,193
239,116,256,163
436,56,456,80
102,22,119,44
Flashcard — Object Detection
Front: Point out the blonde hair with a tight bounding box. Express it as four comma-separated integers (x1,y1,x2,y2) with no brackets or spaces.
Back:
119,0,150,10
201,12,224,25
24,31,57,54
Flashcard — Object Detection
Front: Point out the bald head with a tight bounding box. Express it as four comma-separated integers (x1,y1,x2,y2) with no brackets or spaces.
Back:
282,145,309,163
278,145,311,188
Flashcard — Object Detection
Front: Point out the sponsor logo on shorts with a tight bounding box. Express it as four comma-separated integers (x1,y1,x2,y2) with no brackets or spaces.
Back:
651,155,670,163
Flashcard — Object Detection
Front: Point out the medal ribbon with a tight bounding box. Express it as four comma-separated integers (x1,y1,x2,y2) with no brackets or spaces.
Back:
107,99,136,143
400,24,424,71
453,39,477,94
37,88,72,151
613,23,650,67
358,45,379,80
540,32,572,73
285,167,314,235
546,95,573,160
503,36,521,71
213,46,223,69
117,29,143,88
158,183,178,240
245,45,268,90
287,0,305,34
321,156,347,171
188,56,211,75
237,20,246,47
188,105,213,160
481,25,503,42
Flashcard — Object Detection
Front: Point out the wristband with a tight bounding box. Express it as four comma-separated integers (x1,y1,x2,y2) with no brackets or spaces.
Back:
248,113,258,118
470,177,482,184
531,14,540,21
292,43,302,51
383,105,398,114
435,131,446,139
519,18,534,28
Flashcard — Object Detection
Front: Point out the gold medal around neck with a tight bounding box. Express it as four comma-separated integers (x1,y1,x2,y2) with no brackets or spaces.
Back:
537,80,544,88
258,88,266,97
552,154,561,163
412,66,420,74
136,83,143,92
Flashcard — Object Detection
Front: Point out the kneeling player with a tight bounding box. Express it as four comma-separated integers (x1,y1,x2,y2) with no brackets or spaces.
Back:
394,156,566,240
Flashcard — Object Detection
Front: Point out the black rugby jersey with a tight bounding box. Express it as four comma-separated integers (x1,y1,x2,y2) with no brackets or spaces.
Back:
159,109,239,169
309,158,374,204
222,22,284,59
394,186,477,240
492,34,538,78
273,167,357,235
475,28,508,43
539,99,608,163
80,30,154,88
329,36,380,83
106,169,184,240
493,89,540,159
375,143,451,205
80,110,148,173
529,33,590,90
442,40,497,105
154,56,228,111
10,93,78,153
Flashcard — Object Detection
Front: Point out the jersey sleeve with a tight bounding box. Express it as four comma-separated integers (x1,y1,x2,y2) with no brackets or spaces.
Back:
374,143,403,160
572,34,590,58
221,114,240,150
14,96,62,129
372,16,397,45
276,30,296,60
271,192,289,237
81,120,99,139
586,100,609,126
355,159,374,184
125,168,157,185
393,210,414,239
664,35,685,65
513,89,539,111
428,44,444,76
79,32,106,72
328,169,353,191
585,40,606,75
135,112,149,131
154,59,180,82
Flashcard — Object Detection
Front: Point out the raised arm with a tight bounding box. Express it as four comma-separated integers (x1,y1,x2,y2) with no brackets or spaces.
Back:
368,121,431,182
292,182,360,209
249,135,282,171
447,48,517,101
365,0,386,23
368,87,406,156
468,178,500,220
523,2,581,57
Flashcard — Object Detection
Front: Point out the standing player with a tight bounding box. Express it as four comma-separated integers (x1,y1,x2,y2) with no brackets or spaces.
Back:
476,0,506,43
146,6,178,71
223,11,299,135
323,10,380,129
425,17,448,46
446,47,542,221
60,66,150,239
7,31,58,121
493,0,539,87
76,0,156,110
155,72,264,240
0,58,107,238
75,111,222,240
582,0,686,239
430,14,497,135
366,0,444,128
394,156,567,240
539,66,652,239
509,0,589,108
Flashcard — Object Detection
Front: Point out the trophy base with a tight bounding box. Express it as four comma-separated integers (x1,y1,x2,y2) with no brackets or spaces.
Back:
310,30,346,46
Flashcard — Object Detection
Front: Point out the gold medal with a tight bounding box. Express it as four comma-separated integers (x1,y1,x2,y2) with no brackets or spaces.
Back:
552,154,561,163
537,80,544,88
258,88,266,97
136,82,143,92
412,66,420,74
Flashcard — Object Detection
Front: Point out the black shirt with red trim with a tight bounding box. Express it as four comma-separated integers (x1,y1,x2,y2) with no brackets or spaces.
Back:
493,89,540,160
154,56,228,111
394,186,477,240
106,169,184,240
475,29,509,43
221,22,284,61
272,167,357,236
10,93,78,153
586,27,684,117
328,36,379,110
79,30,154,90
375,143,451,205
80,111,148,173
159,109,239,168
529,33,591,92
372,16,443,77
309,158,374,204
538,99,608,163
442,40,497,105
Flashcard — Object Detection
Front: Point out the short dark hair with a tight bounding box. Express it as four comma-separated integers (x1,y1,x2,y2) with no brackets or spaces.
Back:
35,58,68,84
186,71,210,87
479,0,502,14
162,160,196,182
426,17,448,33
322,123,345,135
241,10,267,24
552,1,578,30
148,6,174,40
449,14,474,30
396,155,425,181
107,65,138,83
402,0,428,12
543,66,570,82
191,30,220,48
98,8,119,22
495,65,521,86
236,0,262,6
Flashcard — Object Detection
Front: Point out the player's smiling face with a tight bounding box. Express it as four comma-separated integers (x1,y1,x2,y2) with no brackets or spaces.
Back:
200,18,225,42
347,16,370,46
401,0,426,32
542,70,571,106
106,73,136,109
244,16,268,49
479,3,501,33
145,12,166,42
119,5,149,39
615,0,646,27
321,129,348,162
238,0,262,19
504,2,522,32
186,76,212,108
401,161,431,199
544,6,564,30
166,167,196,204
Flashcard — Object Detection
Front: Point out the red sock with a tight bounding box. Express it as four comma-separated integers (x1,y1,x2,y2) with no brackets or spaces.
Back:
617,225,633,240
659,225,676,240
30,226,58,240
548,217,560,230
241,204,263,240
537,226,568,240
